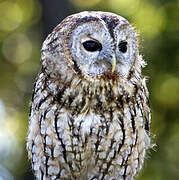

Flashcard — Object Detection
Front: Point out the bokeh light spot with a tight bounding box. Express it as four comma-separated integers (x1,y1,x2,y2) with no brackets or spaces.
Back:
2,33,32,64
18,0,42,25
0,107,24,173
134,3,166,38
0,2,23,32
155,75,179,107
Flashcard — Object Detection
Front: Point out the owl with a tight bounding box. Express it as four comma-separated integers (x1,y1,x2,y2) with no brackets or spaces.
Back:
27,11,151,180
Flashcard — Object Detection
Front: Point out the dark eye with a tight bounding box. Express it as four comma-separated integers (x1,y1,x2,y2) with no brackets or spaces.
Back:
82,40,102,52
118,41,127,53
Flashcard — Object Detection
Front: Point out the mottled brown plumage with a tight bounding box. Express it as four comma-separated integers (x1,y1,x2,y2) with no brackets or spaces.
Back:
27,11,151,180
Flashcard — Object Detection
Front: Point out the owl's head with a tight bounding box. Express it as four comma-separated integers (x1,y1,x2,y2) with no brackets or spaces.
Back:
42,11,145,82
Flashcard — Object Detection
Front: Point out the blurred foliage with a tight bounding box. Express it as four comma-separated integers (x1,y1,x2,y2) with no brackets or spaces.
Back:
0,0,178,179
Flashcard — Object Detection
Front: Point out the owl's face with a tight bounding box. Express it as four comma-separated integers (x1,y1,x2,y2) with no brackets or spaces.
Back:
42,12,140,82
66,12,138,80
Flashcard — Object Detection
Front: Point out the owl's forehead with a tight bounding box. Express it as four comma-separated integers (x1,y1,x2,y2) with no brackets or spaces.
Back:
74,11,129,25
63,11,130,38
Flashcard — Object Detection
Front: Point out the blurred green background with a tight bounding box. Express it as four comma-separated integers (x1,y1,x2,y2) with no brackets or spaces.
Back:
0,0,178,179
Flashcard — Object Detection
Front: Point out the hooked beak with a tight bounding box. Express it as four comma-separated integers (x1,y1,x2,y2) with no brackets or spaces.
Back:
111,55,116,73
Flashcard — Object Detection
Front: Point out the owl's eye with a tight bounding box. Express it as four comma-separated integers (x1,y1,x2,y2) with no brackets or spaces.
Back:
118,41,127,53
83,40,102,52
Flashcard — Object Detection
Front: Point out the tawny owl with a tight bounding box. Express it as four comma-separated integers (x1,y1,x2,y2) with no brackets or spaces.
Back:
27,11,151,180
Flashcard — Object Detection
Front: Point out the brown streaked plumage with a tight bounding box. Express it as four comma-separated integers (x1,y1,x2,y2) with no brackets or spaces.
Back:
27,11,151,180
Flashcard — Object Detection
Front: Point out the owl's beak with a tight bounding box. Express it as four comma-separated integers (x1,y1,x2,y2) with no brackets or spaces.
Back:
111,55,116,72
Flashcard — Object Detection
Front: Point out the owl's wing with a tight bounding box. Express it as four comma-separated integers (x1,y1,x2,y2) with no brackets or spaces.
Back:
27,66,73,178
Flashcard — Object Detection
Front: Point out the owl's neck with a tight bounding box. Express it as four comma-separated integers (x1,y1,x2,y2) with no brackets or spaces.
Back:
44,74,142,115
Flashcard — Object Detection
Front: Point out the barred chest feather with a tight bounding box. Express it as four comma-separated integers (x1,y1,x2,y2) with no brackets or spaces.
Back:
27,71,151,180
